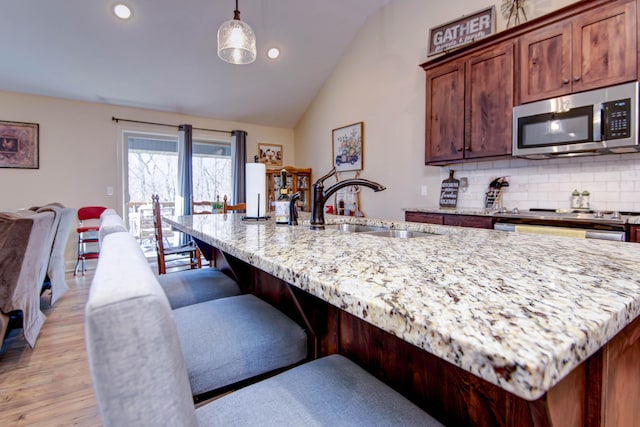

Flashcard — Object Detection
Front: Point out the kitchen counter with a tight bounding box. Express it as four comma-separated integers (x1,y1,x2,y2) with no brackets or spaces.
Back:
628,216,640,225
165,213,640,404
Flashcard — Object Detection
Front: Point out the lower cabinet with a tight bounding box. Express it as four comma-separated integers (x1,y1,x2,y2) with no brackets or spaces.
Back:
630,226,640,242
405,211,493,229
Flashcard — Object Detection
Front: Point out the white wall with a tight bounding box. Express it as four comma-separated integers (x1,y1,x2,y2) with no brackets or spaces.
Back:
295,0,578,220
0,90,294,266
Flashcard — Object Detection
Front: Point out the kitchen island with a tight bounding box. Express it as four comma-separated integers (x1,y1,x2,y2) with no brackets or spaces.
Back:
165,213,640,426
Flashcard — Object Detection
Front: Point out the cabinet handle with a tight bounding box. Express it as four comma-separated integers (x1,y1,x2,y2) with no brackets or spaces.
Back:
573,75,581,82
457,147,464,152
562,78,570,84
465,146,471,151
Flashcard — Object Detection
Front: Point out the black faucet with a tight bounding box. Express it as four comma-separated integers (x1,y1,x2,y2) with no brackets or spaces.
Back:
288,192,301,225
310,167,386,229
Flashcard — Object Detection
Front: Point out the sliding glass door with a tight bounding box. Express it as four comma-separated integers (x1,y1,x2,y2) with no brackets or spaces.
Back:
123,130,233,256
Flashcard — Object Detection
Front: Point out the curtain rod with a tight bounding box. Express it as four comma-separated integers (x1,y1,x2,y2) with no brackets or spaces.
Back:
111,116,232,134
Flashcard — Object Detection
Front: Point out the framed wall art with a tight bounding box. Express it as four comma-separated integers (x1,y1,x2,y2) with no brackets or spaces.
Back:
258,143,283,166
0,120,39,169
332,122,363,172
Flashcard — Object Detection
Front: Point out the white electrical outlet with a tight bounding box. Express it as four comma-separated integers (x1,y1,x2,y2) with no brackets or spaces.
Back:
106,186,114,196
421,185,428,196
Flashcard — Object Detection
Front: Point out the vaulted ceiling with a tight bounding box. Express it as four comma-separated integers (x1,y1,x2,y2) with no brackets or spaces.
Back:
0,0,392,128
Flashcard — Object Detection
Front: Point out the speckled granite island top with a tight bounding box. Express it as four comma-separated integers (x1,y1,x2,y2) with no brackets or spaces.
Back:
164,213,640,401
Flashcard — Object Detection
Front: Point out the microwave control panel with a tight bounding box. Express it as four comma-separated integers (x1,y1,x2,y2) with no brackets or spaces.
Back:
603,98,631,140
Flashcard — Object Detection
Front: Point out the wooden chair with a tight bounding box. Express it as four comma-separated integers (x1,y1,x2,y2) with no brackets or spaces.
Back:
192,200,212,215
152,195,201,275
223,195,246,213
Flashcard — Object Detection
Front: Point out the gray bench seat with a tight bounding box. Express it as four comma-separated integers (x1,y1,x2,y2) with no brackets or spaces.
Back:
158,268,241,310
97,213,242,309
196,353,442,426
86,232,442,426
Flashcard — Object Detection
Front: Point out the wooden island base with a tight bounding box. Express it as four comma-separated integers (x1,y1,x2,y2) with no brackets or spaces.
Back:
212,247,640,427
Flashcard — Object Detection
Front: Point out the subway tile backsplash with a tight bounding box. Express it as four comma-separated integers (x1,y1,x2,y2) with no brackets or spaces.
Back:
442,153,640,212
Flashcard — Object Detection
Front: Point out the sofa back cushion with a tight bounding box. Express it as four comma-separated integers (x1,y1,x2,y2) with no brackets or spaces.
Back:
98,213,128,246
85,231,197,427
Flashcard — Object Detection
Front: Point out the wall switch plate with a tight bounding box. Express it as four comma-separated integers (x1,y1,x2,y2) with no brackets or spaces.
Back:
421,185,428,196
106,186,114,196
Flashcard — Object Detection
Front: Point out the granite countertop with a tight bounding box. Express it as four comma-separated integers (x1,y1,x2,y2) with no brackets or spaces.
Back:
164,213,640,401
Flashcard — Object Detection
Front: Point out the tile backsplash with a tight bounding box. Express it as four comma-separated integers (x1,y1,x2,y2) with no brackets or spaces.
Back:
442,152,640,212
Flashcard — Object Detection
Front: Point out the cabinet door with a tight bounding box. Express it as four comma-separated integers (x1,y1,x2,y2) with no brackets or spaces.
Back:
630,226,640,242
466,42,514,159
519,21,572,103
572,0,637,93
425,61,465,164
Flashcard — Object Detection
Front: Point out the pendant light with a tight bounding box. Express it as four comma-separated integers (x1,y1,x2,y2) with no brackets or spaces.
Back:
217,0,257,64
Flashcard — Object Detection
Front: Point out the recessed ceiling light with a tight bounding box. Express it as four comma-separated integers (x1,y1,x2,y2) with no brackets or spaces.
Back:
113,4,132,20
267,48,280,60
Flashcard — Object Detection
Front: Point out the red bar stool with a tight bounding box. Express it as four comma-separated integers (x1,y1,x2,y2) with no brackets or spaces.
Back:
74,206,107,276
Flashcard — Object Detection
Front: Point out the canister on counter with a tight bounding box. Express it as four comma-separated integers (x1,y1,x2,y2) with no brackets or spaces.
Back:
580,190,590,209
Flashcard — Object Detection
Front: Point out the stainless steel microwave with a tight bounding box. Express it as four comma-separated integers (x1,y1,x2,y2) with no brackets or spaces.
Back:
512,82,639,159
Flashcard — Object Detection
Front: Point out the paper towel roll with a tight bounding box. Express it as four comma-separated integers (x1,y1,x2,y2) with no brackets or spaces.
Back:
246,163,267,218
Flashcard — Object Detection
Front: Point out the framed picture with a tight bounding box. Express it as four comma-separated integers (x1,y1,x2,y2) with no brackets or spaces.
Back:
0,120,39,169
258,143,283,166
332,122,363,172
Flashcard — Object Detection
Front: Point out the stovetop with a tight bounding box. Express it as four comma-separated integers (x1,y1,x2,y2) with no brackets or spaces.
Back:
493,208,639,227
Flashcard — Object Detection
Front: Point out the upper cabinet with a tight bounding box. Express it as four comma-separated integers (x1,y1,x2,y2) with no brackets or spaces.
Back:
422,0,639,166
425,61,465,163
519,0,637,103
425,41,514,165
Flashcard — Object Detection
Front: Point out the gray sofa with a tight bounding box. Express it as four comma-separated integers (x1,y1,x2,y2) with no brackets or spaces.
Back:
86,231,443,426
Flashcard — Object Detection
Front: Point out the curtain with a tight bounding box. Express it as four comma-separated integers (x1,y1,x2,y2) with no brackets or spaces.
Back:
231,130,247,204
176,125,193,245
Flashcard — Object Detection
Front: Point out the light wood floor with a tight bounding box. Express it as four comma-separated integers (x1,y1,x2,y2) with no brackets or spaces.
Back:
0,271,101,426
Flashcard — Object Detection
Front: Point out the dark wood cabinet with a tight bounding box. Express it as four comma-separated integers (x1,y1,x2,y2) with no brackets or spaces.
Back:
405,211,493,229
465,42,514,159
425,62,465,163
424,42,514,165
519,0,637,103
630,225,640,242
405,212,444,225
421,0,638,165
443,215,493,229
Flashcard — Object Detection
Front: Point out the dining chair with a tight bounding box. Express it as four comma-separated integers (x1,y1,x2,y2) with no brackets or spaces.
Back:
192,200,212,215
30,204,76,304
0,211,55,347
152,195,202,275
74,206,107,276
222,195,246,213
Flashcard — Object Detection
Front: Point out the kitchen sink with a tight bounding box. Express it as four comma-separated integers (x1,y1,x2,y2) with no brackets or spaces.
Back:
362,229,437,238
324,223,388,233
324,223,437,238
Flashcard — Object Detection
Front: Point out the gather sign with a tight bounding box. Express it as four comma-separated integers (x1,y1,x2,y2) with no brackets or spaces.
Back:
428,7,496,57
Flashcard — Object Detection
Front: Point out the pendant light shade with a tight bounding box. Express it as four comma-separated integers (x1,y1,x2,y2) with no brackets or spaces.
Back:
217,0,256,65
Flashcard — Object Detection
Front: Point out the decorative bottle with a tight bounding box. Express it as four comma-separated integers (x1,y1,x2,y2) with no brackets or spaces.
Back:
274,169,290,224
